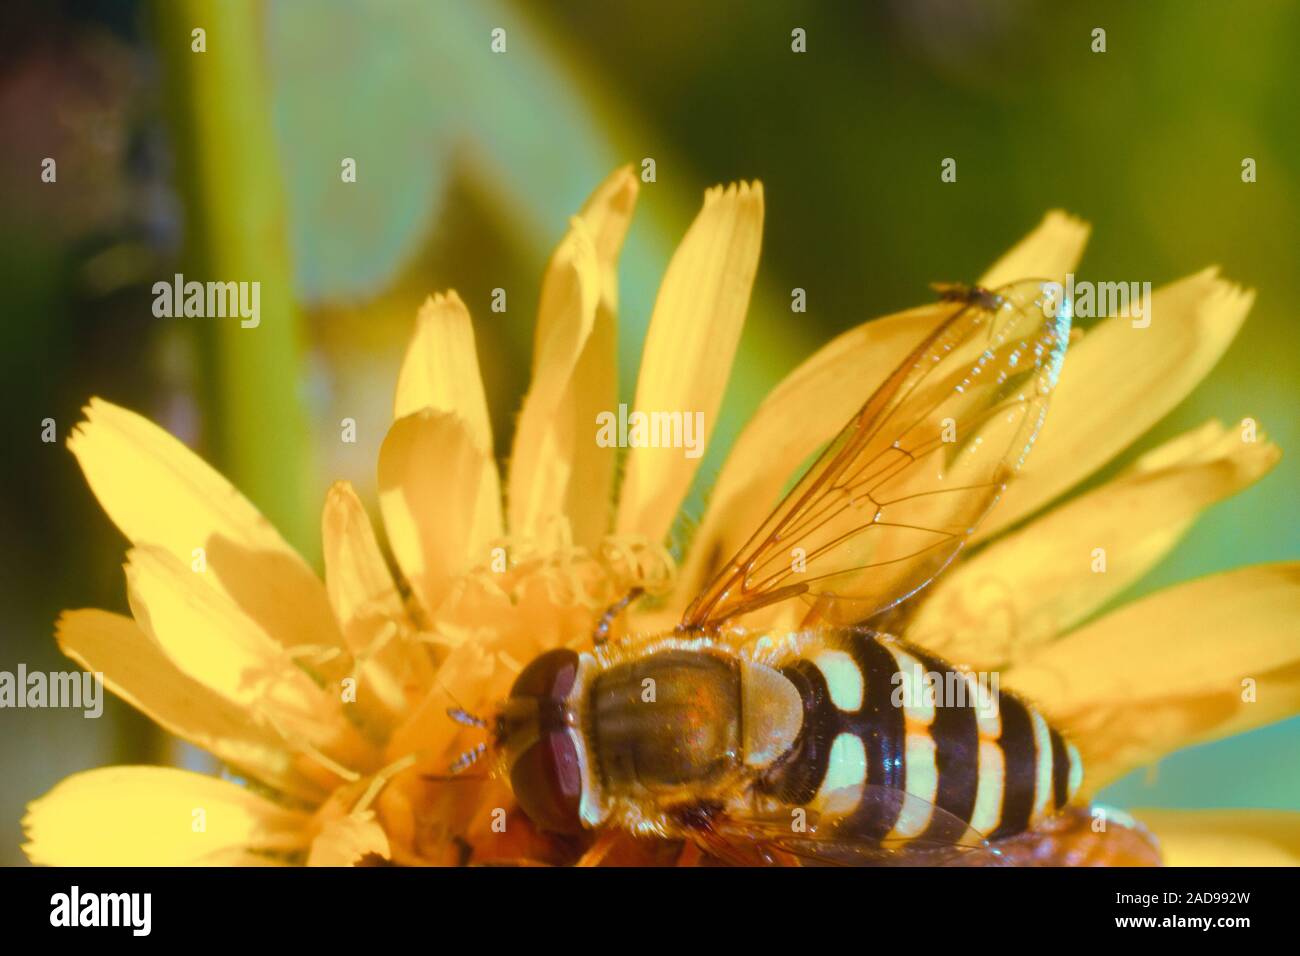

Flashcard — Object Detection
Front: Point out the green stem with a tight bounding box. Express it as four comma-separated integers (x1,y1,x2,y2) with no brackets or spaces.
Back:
154,0,317,562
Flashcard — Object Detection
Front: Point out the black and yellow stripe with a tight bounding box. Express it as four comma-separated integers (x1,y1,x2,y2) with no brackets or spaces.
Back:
909,645,978,844
759,630,1082,845
989,692,1037,839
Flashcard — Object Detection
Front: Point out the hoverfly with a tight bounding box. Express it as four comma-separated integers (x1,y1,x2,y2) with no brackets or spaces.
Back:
451,278,1079,866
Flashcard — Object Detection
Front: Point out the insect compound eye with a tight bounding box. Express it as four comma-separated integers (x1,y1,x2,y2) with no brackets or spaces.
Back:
510,648,579,703
510,730,584,834
504,649,586,833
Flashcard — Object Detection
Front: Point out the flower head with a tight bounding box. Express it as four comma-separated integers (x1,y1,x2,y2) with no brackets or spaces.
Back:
23,168,1299,866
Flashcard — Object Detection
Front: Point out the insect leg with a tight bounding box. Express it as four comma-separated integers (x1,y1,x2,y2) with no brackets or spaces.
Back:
574,830,621,867
592,586,644,646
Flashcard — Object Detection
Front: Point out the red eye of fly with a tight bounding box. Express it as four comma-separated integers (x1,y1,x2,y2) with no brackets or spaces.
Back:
510,648,579,702
510,731,583,834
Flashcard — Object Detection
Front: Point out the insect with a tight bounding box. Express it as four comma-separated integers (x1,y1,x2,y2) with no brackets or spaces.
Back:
451,278,1079,865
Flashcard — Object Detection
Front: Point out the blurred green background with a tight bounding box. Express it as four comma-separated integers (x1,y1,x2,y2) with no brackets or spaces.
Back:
1,0,1296,864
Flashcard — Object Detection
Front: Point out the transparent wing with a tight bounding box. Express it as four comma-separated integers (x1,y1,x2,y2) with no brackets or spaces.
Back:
682,279,1071,629
695,787,1007,867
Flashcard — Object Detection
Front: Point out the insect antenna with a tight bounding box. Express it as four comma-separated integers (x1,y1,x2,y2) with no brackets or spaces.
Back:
449,742,487,774
421,771,489,784
447,707,488,728
431,674,479,719
427,679,494,776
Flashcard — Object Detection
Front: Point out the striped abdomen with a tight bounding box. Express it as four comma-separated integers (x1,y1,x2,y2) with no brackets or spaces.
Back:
757,630,1082,843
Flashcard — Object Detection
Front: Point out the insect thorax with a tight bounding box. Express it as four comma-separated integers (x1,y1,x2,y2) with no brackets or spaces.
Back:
576,639,804,834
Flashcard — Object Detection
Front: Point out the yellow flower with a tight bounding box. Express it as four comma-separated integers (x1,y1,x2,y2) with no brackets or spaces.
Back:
22,167,1298,866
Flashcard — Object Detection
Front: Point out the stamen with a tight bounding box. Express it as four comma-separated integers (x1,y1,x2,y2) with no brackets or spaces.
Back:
600,535,677,595
351,752,417,816
285,643,346,667
260,710,362,783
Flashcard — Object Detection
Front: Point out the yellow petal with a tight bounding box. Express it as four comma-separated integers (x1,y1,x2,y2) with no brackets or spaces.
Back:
56,609,328,801
509,166,638,546
675,211,1090,612
67,398,340,651
392,292,503,550
1132,808,1300,866
911,419,1281,668
306,811,390,866
378,410,500,616
507,219,601,539
125,545,369,771
1125,417,1230,472
565,167,640,547
385,638,498,769
616,181,764,544
979,269,1255,540
1003,562,1300,797
322,481,433,724
978,210,1091,289
323,480,407,632
23,766,310,865
393,291,494,449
